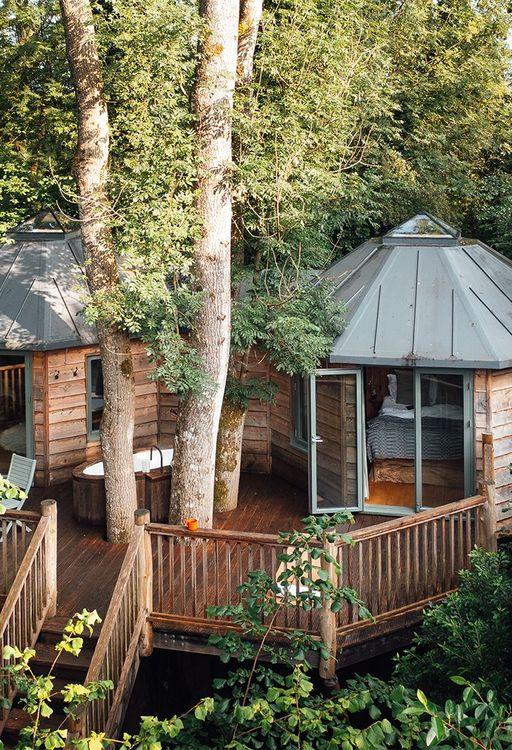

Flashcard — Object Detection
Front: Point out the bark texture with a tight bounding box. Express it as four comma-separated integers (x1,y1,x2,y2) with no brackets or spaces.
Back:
237,0,263,85
213,0,263,513
170,0,239,528
59,0,137,542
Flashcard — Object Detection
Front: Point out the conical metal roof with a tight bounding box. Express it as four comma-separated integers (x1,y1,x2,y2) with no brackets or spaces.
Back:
0,212,97,350
323,214,512,369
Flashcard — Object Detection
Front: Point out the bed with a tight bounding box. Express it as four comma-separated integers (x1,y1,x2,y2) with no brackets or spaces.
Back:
366,387,464,487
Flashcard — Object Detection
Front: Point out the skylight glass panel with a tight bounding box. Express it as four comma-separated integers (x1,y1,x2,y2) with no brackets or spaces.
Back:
389,213,454,237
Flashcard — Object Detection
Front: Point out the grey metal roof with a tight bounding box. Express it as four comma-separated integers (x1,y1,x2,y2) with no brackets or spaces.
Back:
0,211,97,350
322,214,512,369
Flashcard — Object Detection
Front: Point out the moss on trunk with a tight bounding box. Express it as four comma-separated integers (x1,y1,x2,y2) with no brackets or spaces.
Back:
214,399,247,513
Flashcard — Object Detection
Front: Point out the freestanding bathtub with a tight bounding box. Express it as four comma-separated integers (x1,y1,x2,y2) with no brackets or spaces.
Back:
73,448,173,527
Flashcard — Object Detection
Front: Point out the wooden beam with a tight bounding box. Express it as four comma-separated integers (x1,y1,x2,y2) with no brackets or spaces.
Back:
41,499,57,617
479,432,497,551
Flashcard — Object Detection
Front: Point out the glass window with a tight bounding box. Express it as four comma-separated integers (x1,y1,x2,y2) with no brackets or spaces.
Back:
291,375,308,451
87,357,104,439
420,373,465,509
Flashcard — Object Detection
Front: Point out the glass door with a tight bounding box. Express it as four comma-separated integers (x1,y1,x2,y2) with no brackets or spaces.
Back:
309,369,363,513
416,371,473,510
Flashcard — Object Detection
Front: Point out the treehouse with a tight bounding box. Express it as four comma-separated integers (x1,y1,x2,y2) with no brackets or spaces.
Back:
0,212,505,742
269,213,512,530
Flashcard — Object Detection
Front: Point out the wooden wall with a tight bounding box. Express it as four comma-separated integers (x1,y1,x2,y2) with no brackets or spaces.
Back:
475,368,512,527
32,344,272,485
33,341,158,486
158,349,272,474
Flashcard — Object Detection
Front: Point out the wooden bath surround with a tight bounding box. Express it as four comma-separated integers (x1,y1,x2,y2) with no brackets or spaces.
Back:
73,459,171,526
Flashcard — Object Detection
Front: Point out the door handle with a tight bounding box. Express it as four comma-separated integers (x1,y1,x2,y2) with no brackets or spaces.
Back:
312,435,323,443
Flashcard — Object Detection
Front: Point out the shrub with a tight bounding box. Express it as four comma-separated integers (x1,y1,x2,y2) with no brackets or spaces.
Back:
394,547,512,701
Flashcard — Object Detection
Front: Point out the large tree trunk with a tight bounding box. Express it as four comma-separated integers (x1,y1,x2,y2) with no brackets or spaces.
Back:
59,0,137,542
213,0,263,514
169,0,239,528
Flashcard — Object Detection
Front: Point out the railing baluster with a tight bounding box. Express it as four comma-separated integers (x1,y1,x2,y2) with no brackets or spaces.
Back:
157,535,163,612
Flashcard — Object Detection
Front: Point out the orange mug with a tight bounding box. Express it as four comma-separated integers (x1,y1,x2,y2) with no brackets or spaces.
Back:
185,518,198,531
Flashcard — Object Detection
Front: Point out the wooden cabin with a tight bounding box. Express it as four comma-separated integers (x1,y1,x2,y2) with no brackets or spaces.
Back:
0,212,507,741
0,211,270,486
268,213,512,532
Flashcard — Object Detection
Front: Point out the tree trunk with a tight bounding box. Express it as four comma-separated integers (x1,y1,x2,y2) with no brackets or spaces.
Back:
213,1,263,513
59,0,137,542
237,0,263,85
169,0,239,528
214,399,247,513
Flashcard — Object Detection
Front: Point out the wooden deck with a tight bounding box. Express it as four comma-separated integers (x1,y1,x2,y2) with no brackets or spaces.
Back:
25,472,385,621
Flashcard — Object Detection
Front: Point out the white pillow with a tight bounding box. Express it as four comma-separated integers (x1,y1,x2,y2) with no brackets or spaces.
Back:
387,373,397,401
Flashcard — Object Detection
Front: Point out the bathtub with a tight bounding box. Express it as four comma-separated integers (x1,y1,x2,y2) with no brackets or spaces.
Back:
83,448,174,476
73,448,173,527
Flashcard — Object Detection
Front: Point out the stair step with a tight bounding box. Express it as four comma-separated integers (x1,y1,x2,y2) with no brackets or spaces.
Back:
30,643,92,678
2,707,66,746
39,616,99,646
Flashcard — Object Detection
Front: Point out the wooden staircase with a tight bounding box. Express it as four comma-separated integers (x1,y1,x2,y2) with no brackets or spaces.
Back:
2,617,98,748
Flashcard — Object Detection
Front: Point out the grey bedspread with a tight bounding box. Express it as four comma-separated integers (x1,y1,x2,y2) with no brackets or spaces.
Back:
366,414,464,461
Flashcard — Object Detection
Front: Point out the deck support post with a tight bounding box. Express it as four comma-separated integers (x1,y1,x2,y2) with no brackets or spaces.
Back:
318,538,339,691
479,433,497,552
41,499,57,618
135,509,154,657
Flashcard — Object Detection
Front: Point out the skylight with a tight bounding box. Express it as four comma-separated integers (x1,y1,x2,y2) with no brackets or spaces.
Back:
13,210,67,233
383,213,459,245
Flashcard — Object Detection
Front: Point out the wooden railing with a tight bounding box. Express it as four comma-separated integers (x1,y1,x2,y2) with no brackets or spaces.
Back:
147,494,489,677
73,510,153,740
147,524,320,632
0,510,41,596
335,495,486,634
0,363,25,422
0,501,57,732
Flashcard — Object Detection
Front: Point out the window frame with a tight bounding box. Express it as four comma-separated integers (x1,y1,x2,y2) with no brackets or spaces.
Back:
291,375,309,453
86,355,104,442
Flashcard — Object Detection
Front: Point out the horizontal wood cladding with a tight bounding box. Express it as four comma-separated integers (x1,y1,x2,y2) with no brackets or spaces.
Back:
157,350,272,474
474,368,512,526
489,368,512,524
37,341,158,486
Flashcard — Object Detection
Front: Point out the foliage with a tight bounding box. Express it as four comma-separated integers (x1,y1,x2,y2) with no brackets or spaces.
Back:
2,0,512,397
394,547,512,702
207,512,370,667
0,475,27,515
0,610,111,749
227,271,344,407
0,0,76,235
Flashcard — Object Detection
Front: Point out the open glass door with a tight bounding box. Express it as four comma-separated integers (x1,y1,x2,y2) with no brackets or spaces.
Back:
309,369,363,513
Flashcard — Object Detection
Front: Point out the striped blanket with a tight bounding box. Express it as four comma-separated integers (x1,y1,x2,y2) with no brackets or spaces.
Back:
366,414,463,462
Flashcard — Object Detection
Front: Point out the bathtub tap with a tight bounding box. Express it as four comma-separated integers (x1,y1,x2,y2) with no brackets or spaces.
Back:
150,445,164,469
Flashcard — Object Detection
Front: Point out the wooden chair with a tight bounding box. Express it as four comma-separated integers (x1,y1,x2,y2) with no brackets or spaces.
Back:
0,454,37,541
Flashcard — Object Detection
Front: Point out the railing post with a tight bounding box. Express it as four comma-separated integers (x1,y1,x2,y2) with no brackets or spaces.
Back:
135,509,153,657
318,537,339,690
479,433,497,552
41,499,57,618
